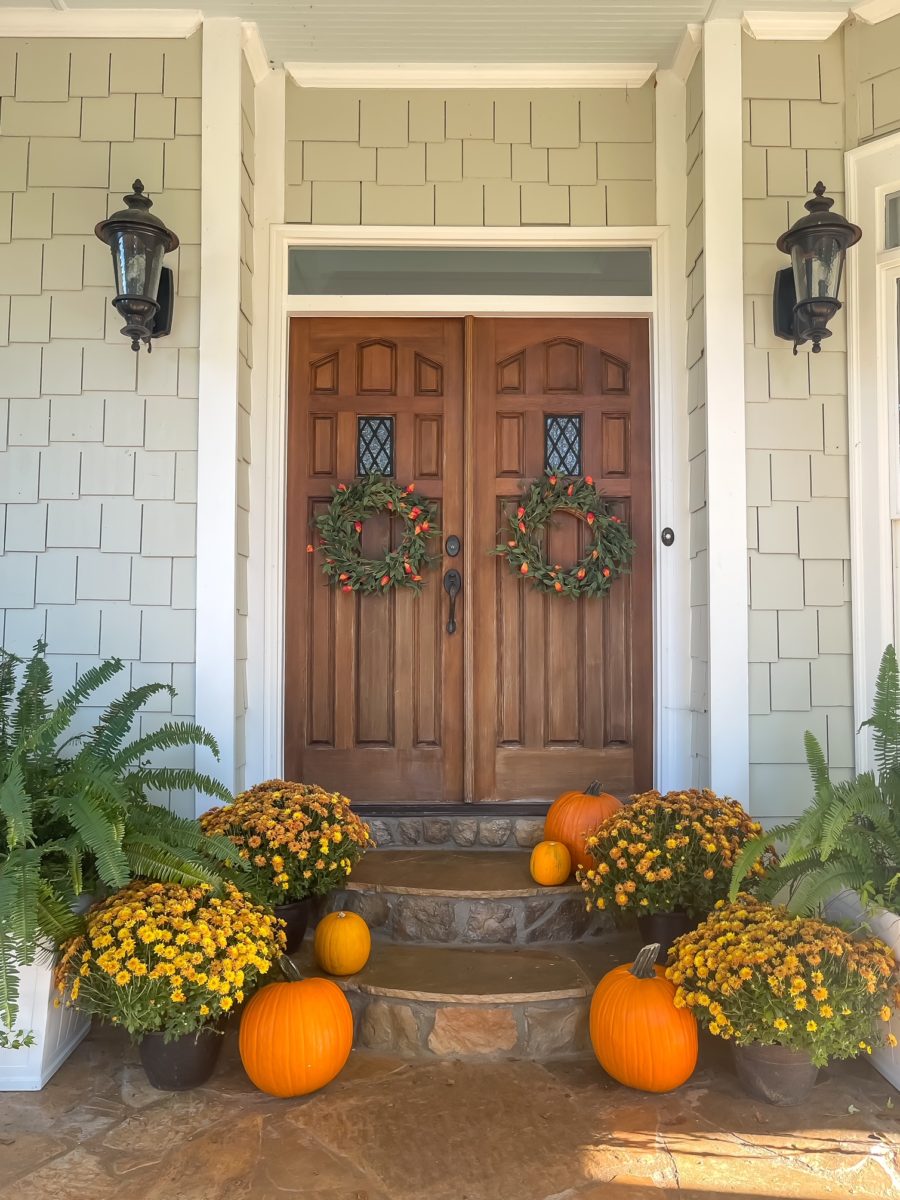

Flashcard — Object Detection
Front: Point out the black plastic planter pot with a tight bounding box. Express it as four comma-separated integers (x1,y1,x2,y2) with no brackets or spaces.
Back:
636,911,694,962
732,1041,819,1106
274,898,313,954
139,1028,223,1091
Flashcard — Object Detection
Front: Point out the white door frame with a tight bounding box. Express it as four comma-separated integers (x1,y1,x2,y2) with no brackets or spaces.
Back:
847,131,900,769
248,221,693,796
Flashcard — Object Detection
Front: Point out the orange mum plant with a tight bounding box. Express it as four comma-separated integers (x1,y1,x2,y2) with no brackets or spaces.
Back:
200,779,373,907
577,789,775,918
55,880,284,1041
666,895,899,1067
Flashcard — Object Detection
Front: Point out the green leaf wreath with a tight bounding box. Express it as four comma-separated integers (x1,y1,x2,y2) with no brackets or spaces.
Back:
495,472,635,598
311,475,440,595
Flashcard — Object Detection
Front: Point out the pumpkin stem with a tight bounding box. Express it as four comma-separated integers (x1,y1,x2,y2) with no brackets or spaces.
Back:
585,779,602,796
630,944,661,979
279,954,304,982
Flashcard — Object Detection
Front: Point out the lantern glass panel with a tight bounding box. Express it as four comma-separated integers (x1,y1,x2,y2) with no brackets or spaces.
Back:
111,229,165,302
790,233,843,304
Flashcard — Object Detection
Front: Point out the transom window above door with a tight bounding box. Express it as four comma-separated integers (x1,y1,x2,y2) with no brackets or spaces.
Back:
287,247,653,297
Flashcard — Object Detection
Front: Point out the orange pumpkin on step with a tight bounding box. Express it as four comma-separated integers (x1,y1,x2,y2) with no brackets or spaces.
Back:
544,779,621,870
529,840,572,886
589,943,698,1093
239,961,353,1098
315,910,372,976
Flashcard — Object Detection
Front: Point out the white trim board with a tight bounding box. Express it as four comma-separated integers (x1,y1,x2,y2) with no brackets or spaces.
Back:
285,62,657,90
701,20,750,802
741,10,849,40
846,130,900,772
195,17,243,796
242,22,273,84
852,0,900,24
0,8,202,37
258,222,689,796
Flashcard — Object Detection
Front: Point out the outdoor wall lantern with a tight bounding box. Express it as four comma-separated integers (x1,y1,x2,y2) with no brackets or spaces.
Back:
94,179,179,352
773,181,861,354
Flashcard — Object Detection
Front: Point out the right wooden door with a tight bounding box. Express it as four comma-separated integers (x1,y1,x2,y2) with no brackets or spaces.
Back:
472,318,653,801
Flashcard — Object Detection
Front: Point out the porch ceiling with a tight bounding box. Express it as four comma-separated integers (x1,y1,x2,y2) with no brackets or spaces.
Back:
35,0,853,68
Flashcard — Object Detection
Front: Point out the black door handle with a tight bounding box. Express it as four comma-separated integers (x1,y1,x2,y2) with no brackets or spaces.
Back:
443,569,461,634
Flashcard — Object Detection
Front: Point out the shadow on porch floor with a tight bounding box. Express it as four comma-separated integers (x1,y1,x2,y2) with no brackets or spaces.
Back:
1,1024,898,1200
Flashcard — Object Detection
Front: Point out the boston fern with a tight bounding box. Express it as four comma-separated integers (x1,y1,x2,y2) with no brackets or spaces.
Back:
731,645,900,915
0,642,240,1031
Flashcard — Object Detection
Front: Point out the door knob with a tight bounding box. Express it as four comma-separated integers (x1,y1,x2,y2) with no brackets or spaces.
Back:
443,569,461,634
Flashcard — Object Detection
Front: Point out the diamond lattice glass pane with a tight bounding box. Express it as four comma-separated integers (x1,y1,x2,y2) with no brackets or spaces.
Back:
357,416,394,477
545,415,582,475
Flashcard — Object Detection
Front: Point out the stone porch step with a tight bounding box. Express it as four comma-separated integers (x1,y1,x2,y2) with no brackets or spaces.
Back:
326,849,612,945
295,935,638,1060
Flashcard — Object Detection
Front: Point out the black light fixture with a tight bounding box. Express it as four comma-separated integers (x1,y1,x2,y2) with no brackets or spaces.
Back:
94,179,179,352
773,181,861,354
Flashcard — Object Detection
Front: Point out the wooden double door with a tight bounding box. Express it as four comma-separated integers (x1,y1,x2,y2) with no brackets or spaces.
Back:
285,317,652,803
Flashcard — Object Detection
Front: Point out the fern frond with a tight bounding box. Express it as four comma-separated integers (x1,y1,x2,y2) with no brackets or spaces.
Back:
728,827,785,901
23,658,126,759
121,836,228,888
819,772,880,859
804,730,830,793
111,722,221,771
0,847,41,964
862,644,900,777
36,882,83,948
127,767,231,805
88,683,176,759
63,788,129,889
0,647,22,759
784,860,872,915
0,759,32,849
127,802,240,865
10,642,52,750
0,912,22,1031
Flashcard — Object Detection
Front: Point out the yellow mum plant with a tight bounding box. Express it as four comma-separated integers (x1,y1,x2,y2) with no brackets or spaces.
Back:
577,789,775,918
667,895,900,1068
55,880,284,1041
200,779,373,907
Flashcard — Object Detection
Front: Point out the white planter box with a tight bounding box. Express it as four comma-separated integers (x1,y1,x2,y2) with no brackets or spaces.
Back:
824,889,900,1091
0,957,90,1091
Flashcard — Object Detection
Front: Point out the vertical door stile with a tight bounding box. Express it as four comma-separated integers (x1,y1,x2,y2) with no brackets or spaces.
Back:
463,315,476,803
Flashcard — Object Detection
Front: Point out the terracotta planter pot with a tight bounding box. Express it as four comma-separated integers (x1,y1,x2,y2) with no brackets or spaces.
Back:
139,1028,223,1091
636,911,694,962
732,1041,819,1106
274,898,313,954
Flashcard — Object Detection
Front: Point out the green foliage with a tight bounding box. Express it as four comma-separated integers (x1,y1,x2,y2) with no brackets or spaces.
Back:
730,644,900,915
494,472,636,598
0,641,240,1033
312,475,440,594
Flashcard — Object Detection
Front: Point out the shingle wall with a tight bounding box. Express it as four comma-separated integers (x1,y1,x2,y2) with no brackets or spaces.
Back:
0,34,202,815
846,13,900,145
284,85,656,225
742,32,854,822
235,52,255,794
685,54,709,788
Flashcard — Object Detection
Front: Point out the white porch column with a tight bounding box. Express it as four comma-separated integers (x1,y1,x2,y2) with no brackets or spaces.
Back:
195,17,243,800
702,20,751,800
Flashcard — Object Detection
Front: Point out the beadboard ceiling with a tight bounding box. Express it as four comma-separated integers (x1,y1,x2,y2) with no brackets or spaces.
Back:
24,1,855,67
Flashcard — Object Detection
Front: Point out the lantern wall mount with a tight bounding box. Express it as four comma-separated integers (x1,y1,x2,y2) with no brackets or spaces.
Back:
94,179,179,352
773,181,861,355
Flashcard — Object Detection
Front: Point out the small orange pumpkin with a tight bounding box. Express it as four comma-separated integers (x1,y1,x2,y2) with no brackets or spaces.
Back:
589,943,698,1093
529,840,572,886
239,961,353,1097
315,910,372,976
544,779,621,870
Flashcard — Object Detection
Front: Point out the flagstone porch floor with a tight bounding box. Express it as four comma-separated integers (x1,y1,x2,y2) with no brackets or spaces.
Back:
1,1024,899,1200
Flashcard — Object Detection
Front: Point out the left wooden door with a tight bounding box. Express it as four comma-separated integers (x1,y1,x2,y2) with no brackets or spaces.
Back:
285,318,465,801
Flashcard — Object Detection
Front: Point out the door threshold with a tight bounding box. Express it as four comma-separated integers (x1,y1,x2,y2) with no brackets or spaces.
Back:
354,801,551,817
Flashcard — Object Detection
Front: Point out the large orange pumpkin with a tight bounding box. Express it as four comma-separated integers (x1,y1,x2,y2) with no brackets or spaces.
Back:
544,779,621,870
239,965,353,1098
589,943,698,1093
315,910,372,976
529,840,572,886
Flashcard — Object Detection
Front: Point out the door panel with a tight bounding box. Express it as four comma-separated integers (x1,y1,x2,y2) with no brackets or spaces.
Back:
473,318,653,801
285,316,652,803
285,318,464,801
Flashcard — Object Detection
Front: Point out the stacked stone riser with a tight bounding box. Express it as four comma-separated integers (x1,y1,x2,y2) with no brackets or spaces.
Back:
351,993,592,1061
324,886,612,945
366,815,546,851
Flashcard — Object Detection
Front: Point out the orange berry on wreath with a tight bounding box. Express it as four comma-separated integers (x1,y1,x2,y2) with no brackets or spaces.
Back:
520,562,529,574
306,544,315,553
